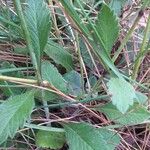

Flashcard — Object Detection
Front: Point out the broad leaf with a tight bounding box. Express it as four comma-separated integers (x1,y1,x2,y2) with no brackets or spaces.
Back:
38,61,68,101
25,0,51,66
45,41,73,71
64,70,83,96
107,77,137,113
0,91,35,144
95,103,150,126
41,61,67,92
36,130,65,149
95,4,119,54
64,122,120,150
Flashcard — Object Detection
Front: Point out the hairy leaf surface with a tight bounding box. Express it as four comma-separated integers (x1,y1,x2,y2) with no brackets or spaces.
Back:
95,103,150,125
95,4,119,54
36,130,65,149
64,70,82,96
41,61,67,92
25,0,50,66
107,77,137,113
64,123,120,150
0,91,35,144
45,41,73,71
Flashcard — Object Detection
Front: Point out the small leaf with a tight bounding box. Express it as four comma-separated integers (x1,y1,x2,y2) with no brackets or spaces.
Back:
95,3,119,54
45,41,73,71
64,122,120,150
107,77,137,113
25,0,51,66
36,130,65,149
95,102,150,125
64,70,83,96
41,61,67,92
0,91,35,144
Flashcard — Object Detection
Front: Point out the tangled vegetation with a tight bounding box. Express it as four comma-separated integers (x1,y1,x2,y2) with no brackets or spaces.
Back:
0,0,150,149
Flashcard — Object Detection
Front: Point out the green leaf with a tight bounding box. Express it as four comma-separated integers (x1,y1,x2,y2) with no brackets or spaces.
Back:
109,0,126,15
64,70,83,96
45,41,73,71
59,0,91,39
25,123,65,133
41,61,67,92
36,130,65,149
0,91,35,144
135,91,148,104
80,37,94,70
25,0,51,66
14,46,28,54
95,4,119,54
142,0,150,8
95,102,150,126
64,122,120,150
59,0,121,78
107,77,137,113
0,61,24,96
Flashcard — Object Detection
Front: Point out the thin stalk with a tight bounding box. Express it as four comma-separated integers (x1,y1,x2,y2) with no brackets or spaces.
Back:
42,90,50,119
38,95,109,109
0,16,20,29
3,81,14,96
76,33,91,93
112,10,144,62
0,67,33,74
24,123,65,133
132,14,150,80
13,0,50,119
0,75,38,84
13,0,42,83
0,77,107,122
49,0,64,45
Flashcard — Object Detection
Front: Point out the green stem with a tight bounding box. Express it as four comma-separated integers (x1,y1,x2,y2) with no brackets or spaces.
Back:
38,95,109,109
132,14,150,80
112,10,144,62
75,33,88,93
24,123,65,133
13,0,42,83
13,0,49,118
0,75,38,84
